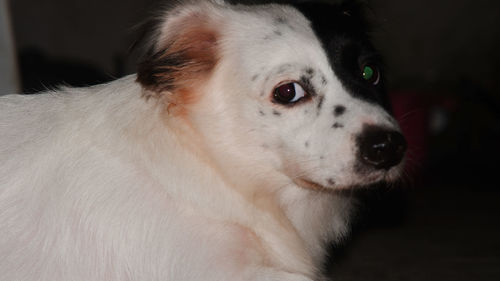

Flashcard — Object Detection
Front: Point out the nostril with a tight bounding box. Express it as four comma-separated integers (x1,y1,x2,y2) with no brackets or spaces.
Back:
358,127,407,170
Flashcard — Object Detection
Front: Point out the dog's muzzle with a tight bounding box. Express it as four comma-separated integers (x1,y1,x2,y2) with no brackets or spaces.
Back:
357,125,407,170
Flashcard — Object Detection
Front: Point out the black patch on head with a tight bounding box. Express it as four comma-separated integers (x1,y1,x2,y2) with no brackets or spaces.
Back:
293,2,390,109
334,105,346,117
272,109,282,116
332,122,344,129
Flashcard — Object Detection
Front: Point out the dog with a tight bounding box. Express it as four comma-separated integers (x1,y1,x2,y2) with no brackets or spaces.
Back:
0,1,406,280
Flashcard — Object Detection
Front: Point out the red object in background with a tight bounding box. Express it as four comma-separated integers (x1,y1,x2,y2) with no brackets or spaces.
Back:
390,91,430,177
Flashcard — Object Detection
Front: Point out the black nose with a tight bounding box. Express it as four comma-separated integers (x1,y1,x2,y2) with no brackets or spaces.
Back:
357,126,407,170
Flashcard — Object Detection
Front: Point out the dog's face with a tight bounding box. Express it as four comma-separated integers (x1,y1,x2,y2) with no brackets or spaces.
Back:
137,1,406,191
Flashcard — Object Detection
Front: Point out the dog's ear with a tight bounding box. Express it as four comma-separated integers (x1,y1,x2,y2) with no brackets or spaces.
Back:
136,3,221,98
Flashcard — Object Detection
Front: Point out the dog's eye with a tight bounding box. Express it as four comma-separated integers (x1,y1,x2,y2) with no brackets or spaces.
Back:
273,82,307,104
361,64,380,85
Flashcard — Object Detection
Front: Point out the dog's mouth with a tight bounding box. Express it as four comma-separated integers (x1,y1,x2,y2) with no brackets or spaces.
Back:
292,178,332,192
292,168,404,192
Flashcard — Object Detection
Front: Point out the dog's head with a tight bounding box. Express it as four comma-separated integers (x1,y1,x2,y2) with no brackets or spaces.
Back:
137,0,406,192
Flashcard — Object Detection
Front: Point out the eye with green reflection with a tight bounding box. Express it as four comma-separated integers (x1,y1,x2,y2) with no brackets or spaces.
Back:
361,64,380,85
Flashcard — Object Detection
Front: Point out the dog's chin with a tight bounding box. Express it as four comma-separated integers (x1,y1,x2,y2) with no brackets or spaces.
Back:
353,165,405,188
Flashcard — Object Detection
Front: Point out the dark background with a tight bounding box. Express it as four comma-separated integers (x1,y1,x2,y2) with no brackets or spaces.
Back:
8,0,500,280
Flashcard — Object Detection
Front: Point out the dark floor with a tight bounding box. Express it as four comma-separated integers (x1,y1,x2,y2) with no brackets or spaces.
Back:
330,183,500,281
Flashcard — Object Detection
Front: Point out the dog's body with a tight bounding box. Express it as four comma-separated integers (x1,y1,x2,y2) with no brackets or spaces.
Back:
0,1,406,280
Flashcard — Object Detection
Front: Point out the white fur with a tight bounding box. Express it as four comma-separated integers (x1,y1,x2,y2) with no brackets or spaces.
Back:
0,1,403,280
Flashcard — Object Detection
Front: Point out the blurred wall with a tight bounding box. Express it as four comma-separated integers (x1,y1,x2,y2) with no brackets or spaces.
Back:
10,0,160,76
0,0,19,94
372,0,500,94
9,0,500,95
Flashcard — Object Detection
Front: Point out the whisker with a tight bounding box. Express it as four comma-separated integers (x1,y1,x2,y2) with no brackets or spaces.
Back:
396,108,425,125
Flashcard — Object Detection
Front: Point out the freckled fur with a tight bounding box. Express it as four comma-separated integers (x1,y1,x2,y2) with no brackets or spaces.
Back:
321,75,328,85
332,122,344,129
274,17,287,25
317,95,325,112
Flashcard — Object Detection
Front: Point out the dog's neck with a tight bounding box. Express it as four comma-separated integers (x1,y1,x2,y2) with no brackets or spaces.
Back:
152,91,353,272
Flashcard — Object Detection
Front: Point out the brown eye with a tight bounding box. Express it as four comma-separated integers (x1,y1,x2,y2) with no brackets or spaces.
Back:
273,82,306,104
361,64,380,85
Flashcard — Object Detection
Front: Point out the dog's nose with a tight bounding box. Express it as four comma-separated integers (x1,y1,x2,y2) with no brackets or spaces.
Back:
357,126,407,170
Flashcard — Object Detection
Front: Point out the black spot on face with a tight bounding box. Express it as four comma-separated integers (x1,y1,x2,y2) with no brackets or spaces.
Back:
317,95,325,112
334,105,346,117
259,109,265,116
321,76,328,86
332,122,344,129
305,141,309,148
320,155,325,160
327,178,335,186
301,68,315,84
272,110,282,116
299,76,313,91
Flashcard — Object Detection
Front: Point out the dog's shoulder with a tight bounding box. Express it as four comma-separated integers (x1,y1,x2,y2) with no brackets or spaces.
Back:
0,75,147,174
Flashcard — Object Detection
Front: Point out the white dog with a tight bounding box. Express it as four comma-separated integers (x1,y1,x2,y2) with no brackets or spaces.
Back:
0,1,406,280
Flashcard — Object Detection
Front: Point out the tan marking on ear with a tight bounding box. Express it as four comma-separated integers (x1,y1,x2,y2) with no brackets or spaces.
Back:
157,22,219,90
137,10,221,115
